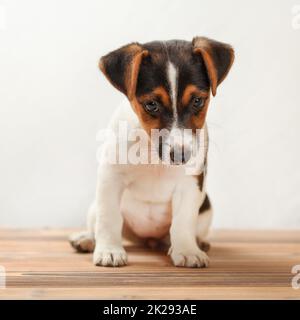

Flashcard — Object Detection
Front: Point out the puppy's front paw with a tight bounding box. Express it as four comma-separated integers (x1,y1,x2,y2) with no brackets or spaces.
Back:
93,246,127,267
169,247,209,268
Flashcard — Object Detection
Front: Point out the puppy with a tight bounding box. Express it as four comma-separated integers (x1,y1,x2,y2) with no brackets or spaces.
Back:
70,37,234,267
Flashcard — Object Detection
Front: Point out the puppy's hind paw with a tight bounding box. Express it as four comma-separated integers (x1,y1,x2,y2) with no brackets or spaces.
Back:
169,248,209,268
197,240,211,252
93,247,127,267
69,231,95,253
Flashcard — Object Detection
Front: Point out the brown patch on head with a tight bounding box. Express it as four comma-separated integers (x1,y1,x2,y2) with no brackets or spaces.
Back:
189,95,210,131
181,85,209,107
130,86,173,135
99,43,148,99
130,97,161,136
175,82,211,132
126,49,149,100
137,86,171,109
192,37,234,96
153,87,171,108
194,47,218,96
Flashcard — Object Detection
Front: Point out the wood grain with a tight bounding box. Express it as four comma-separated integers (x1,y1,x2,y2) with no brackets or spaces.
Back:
0,228,300,299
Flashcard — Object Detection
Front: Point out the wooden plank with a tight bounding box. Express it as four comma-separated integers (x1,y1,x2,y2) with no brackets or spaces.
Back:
0,228,300,299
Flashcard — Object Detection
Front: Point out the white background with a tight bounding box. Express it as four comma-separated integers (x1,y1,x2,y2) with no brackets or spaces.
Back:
0,0,300,228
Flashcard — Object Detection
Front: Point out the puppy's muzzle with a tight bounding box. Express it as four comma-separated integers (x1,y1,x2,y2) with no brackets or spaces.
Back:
170,145,192,165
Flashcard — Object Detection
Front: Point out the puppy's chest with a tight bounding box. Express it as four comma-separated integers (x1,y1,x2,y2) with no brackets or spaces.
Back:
121,165,184,238
124,165,183,202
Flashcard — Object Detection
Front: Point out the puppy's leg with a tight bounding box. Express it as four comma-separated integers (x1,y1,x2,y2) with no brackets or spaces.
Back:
93,166,127,267
169,176,209,268
69,202,96,253
196,196,213,252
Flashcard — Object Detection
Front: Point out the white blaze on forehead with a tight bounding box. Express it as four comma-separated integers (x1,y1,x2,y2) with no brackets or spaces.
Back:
167,61,186,146
167,61,178,126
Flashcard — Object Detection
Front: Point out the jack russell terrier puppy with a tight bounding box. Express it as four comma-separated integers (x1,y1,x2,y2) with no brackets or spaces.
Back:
70,37,234,268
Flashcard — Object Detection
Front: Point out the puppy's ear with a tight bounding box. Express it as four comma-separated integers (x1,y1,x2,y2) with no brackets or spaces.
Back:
99,43,148,100
192,37,234,96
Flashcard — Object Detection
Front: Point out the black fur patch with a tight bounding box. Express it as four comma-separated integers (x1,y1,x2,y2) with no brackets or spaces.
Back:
199,194,211,214
198,172,204,191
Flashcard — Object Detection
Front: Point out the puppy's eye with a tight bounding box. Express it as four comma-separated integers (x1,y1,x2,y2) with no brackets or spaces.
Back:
143,101,160,115
192,97,204,108
191,97,205,113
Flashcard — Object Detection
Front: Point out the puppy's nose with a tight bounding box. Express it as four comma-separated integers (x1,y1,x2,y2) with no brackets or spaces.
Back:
170,146,191,164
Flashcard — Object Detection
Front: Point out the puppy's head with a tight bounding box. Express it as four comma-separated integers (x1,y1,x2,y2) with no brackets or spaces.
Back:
99,37,234,164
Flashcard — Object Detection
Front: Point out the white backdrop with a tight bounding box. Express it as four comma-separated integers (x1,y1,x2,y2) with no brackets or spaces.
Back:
0,0,300,228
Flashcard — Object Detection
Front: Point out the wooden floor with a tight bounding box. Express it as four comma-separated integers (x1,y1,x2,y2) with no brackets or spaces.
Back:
0,228,300,299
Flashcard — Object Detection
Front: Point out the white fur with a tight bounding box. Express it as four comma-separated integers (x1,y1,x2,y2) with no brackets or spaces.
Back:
70,99,213,268
167,61,178,126
166,61,195,166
